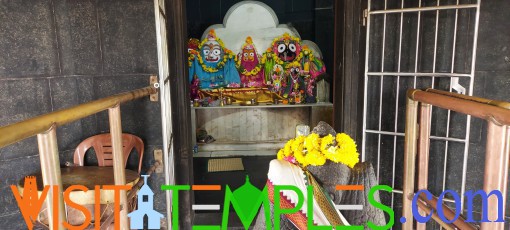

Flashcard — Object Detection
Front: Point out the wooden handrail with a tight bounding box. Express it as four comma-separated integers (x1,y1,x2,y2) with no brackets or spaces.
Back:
408,89,510,126
0,86,157,148
404,89,510,230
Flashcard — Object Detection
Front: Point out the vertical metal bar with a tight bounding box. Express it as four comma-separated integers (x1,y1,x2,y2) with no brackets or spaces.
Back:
391,0,405,211
441,0,461,197
403,95,419,230
480,122,509,230
461,0,481,215
361,0,372,163
417,103,432,230
376,0,388,182
37,125,67,230
431,0,440,88
108,105,129,229
413,0,422,88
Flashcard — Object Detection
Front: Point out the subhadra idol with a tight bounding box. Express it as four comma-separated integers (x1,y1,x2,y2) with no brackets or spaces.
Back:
236,37,265,88
189,30,241,89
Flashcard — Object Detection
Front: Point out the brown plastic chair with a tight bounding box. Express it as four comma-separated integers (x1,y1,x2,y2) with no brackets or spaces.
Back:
73,133,144,174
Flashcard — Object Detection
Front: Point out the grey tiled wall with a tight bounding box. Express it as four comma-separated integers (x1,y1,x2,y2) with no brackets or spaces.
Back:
0,0,165,227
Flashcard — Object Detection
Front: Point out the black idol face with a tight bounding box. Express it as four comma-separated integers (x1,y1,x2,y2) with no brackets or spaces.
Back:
276,41,298,62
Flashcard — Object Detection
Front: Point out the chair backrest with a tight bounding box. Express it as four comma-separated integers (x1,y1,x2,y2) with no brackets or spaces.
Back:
73,133,144,174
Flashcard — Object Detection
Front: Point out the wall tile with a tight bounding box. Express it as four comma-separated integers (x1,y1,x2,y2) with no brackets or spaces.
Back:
93,75,162,146
98,0,157,75
315,0,333,9
0,138,38,161
76,76,99,138
54,0,102,75
291,0,314,13
50,77,87,151
199,0,222,23
476,0,510,72
0,0,59,77
0,211,25,229
0,155,41,215
0,79,52,159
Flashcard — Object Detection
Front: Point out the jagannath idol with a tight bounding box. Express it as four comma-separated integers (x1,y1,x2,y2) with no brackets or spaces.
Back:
236,37,265,87
188,30,240,89
262,33,326,101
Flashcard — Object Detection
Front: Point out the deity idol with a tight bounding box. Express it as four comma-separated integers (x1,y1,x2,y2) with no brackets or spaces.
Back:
189,30,240,89
284,62,304,103
188,38,201,100
261,33,326,102
271,64,285,95
236,37,265,88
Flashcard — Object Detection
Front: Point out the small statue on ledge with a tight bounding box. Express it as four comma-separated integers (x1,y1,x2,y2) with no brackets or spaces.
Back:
283,62,304,103
190,74,200,100
270,64,285,95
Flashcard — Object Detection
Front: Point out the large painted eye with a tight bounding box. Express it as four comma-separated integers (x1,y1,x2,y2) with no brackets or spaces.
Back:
277,44,286,53
250,53,254,56
289,44,297,52
213,49,221,55
203,50,210,55
244,53,248,57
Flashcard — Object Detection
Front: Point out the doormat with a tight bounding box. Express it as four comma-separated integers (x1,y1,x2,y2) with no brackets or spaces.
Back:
207,158,244,172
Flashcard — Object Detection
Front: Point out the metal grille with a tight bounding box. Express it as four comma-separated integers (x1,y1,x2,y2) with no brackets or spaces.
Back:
361,0,481,227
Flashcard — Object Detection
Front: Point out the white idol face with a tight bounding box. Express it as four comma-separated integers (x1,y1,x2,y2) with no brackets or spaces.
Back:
201,41,223,63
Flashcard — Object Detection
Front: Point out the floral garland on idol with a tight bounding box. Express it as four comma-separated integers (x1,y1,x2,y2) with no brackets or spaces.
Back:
235,37,263,77
260,33,317,68
195,30,236,73
277,133,360,168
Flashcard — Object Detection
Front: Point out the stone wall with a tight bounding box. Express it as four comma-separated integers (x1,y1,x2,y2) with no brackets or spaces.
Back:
0,0,165,228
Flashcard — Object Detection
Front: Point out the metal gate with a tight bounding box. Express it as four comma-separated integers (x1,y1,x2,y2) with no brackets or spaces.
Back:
361,0,481,227
154,0,175,228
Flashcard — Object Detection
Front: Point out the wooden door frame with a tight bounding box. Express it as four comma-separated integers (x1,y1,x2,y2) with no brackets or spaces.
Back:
164,0,367,227
333,0,367,144
166,0,194,228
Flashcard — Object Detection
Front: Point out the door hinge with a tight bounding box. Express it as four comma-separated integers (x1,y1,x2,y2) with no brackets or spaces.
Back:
150,75,159,102
363,9,368,26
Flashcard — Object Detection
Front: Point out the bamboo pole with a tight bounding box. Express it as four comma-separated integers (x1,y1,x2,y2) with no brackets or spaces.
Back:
0,86,157,148
108,105,129,229
37,125,66,230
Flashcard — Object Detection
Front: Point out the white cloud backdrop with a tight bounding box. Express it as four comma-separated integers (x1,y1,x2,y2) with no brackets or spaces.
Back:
201,1,322,58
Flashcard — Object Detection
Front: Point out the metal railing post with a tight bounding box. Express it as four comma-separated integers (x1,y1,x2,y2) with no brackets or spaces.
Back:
403,93,419,229
481,122,510,230
108,105,129,229
37,125,67,230
416,103,431,230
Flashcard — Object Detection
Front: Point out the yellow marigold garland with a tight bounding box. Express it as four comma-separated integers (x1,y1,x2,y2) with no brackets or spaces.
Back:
195,31,234,73
278,132,360,168
235,55,263,76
